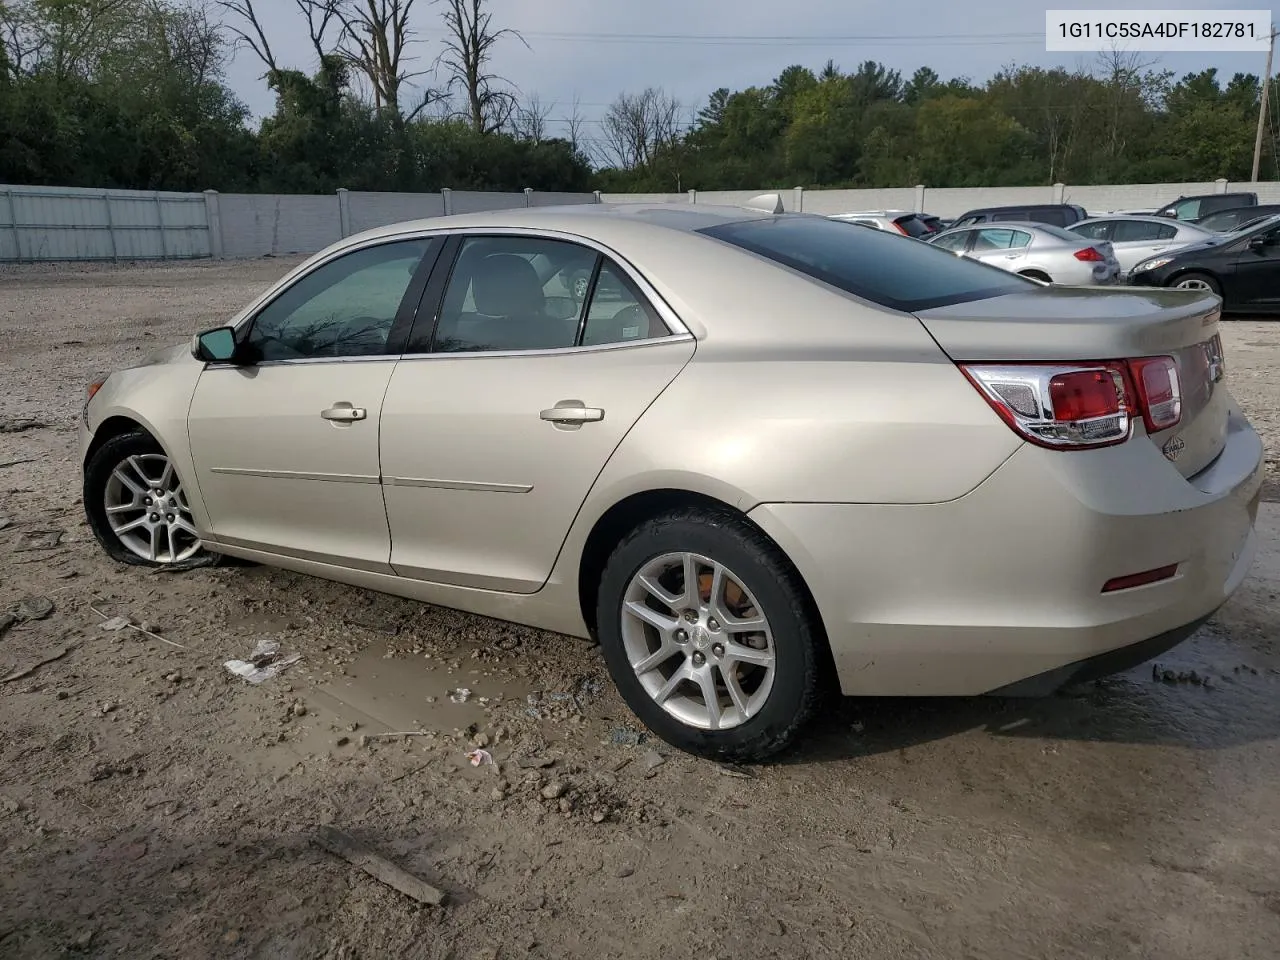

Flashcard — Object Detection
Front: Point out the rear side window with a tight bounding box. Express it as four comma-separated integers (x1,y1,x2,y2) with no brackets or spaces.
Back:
1027,209,1069,226
700,216,1031,313
1072,221,1113,241
1113,221,1168,242
990,210,1027,222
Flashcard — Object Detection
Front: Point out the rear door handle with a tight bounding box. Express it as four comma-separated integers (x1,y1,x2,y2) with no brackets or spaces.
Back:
322,403,367,422
540,401,604,425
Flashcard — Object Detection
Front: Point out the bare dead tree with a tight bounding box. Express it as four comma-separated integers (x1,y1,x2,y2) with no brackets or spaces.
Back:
512,92,552,142
601,87,682,170
217,0,277,72
435,0,526,133
565,93,585,153
321,0,425,114
294,0,340,65
152,0,226,86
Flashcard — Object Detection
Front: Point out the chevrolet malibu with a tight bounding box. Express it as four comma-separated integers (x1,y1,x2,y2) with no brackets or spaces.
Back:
81,204,1264,760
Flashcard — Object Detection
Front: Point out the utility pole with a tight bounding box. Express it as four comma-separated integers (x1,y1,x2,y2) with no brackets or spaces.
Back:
1251,27,1278,183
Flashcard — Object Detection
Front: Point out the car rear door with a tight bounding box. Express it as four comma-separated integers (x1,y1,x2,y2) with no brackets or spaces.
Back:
1111,220,1178,275
378,233,696,593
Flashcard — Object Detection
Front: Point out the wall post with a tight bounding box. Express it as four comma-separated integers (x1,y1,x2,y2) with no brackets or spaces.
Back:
1215,178,1229,194
524,186,534,207
441,187,454,215
203,190,222,259
914,184,926,211
337,187,352,237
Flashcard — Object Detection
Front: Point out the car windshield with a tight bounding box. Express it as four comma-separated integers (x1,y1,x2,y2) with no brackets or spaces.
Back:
1226,214,1280,237
700,216,1033,312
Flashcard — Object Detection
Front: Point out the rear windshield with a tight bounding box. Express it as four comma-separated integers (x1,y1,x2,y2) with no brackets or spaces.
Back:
893,215,933,238
1033,223,1087,242
700,216,1033,312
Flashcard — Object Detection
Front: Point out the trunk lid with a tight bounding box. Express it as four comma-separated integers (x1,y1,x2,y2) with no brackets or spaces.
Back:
915,287,1227,477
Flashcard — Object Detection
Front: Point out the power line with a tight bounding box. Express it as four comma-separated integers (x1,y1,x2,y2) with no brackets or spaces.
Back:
415,28,1043,48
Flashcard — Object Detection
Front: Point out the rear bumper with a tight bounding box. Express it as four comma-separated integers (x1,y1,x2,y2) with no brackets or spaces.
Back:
748,407,1263,696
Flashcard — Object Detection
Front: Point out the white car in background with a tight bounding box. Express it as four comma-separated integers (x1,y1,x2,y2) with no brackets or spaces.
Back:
1068,215,1217,277
927,222,1121,285
828,211,937,239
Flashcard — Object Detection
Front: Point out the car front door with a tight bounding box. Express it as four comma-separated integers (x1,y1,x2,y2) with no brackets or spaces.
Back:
187,237,439,570
1232,223,1280,309
378,233,696,593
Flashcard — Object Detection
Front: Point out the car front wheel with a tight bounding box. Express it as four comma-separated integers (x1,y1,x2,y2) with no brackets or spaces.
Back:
596,506,827,761
84,430,212,569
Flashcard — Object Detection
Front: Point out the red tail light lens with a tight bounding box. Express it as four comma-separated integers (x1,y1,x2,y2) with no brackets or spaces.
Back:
961,353,1186,450
961,363,1134,448
1129,356,1182,432
1073,247,1105,262
1049,369,1125,422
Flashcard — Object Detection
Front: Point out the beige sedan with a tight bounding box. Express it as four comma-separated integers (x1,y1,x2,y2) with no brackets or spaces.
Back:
81,205,1265,760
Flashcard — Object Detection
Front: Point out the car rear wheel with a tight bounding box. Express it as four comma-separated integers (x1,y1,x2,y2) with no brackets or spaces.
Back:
595,506,826,761
84,430,214,569
1172,272,1221,295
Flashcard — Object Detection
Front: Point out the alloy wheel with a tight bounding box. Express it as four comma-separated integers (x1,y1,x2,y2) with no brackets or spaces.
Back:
620,552,776,731
102,453,202,564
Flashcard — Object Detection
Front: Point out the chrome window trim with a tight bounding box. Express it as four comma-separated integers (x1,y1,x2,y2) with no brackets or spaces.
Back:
225,224,692,348
398,332,694,362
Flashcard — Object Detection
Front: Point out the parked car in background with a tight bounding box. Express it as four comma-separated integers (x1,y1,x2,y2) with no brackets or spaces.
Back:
1068,215,1215,276
928,222,1121,285
919,214,950,232
1194,204,1280,233
827,210,938,238
78,203,1263,760
1155,192,1257,221
1127,214,1280,314
948,204,1089,228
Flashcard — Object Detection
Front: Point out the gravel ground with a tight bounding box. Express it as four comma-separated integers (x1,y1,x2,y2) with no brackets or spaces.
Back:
1,259,1279,960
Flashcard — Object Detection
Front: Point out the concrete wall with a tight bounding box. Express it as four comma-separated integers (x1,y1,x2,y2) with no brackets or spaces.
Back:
0,185,600,262
4,178,1276,262
601,179,1280,218
0,184,210,261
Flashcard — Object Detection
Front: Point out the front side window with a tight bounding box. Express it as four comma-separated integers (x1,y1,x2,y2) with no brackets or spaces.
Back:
1174,198,1202,220
700,216,1031,313
245,239,431,361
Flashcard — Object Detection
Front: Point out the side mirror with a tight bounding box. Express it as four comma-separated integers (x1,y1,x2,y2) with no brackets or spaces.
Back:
191,326,239,363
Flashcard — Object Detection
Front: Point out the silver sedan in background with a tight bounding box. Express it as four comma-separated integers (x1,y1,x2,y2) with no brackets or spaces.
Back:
928,222,1121,285
1068,215,1216,277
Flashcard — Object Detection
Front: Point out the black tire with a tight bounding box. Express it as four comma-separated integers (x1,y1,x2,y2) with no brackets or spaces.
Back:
1018,269,1052,283
1170,271,1221,296
84,429,219,571
595,506,827,761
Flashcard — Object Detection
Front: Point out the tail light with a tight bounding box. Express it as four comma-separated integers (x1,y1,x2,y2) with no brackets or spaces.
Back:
961,355,1185,449
893,221,910,236
1073,247,1106,262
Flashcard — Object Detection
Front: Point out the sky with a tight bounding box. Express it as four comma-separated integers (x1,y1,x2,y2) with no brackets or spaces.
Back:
222,0,1276,145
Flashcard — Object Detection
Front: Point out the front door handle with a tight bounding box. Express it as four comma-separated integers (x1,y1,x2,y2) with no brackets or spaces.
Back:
540,401,605,426
322,403,367,422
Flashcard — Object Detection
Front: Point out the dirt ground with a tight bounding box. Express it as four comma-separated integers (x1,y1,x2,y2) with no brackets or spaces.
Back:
2,259,1279,960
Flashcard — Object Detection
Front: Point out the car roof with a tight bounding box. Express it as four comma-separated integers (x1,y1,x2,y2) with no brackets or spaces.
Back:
830,210,915,218
1074,214,1203,226
339,202,775,248
958,204,1081,213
